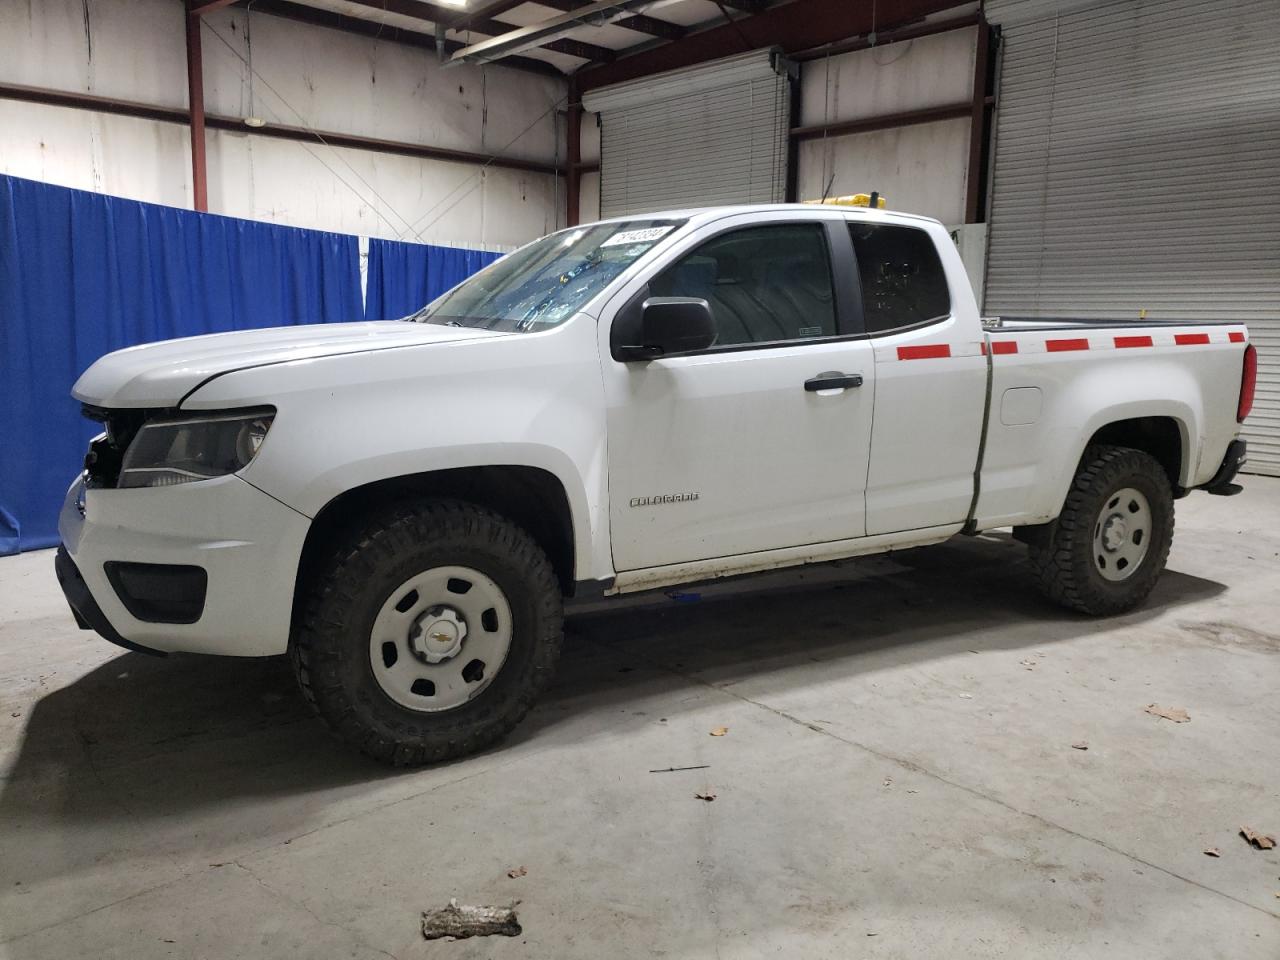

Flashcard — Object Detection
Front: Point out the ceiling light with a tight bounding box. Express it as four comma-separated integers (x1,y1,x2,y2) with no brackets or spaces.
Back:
244,116,266,128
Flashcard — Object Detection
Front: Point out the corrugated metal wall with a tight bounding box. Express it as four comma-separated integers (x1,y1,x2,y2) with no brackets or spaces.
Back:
584,51,790,218
984,0,1280,474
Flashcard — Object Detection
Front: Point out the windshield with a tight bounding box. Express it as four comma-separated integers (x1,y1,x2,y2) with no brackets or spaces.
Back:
410,219,685,332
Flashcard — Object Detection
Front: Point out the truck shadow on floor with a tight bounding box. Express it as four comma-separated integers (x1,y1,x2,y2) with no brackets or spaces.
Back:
0,533,1225,894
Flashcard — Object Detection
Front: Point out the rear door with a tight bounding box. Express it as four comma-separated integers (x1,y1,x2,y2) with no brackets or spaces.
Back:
600,212,877,572
851,219,989,535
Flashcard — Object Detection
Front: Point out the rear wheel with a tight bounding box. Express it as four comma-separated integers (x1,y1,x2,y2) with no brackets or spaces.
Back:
1027,445,1174,615
292,500,562,766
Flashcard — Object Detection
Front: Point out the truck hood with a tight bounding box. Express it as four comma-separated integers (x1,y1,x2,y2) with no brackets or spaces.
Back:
73,321,510,408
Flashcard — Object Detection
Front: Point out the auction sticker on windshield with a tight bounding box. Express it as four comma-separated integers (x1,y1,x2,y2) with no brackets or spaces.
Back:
601,226,676,247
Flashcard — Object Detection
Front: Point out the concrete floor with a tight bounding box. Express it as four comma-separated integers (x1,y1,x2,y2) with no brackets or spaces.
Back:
1,482,1278,959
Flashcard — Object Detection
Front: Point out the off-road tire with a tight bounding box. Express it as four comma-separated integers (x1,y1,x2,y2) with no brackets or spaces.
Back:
1028,445,1174,616
291,499,562,765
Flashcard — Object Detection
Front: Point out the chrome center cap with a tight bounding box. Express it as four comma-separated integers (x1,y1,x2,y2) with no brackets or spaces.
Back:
1102,515,1128,552
409,606,468,664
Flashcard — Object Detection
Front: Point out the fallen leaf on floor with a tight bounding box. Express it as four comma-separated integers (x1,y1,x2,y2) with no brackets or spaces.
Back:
710,726,728,737
422,900,522,940
9,712,19,719
506,866,527,879
1144,704,1190,723
695,792,716,802
1071,742,1089,751
1240,827,1277,850
1203,848,1220,858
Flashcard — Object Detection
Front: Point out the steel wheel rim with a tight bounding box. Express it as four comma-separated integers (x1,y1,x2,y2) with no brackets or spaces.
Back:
369,565,513,712
1092,486,1153,582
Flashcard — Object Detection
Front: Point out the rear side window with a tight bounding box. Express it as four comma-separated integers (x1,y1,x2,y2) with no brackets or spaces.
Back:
648,223,837,347
848,224,950,333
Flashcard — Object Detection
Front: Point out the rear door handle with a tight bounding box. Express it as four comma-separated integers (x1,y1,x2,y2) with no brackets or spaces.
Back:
805,372,864,392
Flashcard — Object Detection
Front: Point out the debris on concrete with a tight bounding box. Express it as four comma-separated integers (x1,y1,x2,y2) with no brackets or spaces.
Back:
649,764,710,773
958,693,973,699
1239,827,1276,850
1144,704,1190,723
1203,848,1220,857
694,792,716,802
710,726,728,737
1019,658,1037,670
422,900,522,940
1071,742,1089,751
882,777,893,787
506,866,527,879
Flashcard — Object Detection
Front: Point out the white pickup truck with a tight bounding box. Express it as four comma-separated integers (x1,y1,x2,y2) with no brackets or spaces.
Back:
57,203,1256,765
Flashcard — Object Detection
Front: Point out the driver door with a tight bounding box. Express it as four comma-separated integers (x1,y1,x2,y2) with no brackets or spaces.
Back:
600,214,876,573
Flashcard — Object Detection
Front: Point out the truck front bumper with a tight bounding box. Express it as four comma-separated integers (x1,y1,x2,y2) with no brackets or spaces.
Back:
57,473,311,656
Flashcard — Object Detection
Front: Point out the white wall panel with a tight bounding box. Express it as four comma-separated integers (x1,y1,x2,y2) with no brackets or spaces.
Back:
0,100,192,207
0,0,187,107
578,170,601,223
796,117,971,224
207,130,557,247
579,111,601,165
798,27,976,127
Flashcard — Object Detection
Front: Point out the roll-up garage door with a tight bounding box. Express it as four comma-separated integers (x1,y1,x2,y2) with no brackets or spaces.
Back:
582,50,792,219
984,0,1280,475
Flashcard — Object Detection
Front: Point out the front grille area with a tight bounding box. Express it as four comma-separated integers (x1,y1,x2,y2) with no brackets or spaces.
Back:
81,405,151,488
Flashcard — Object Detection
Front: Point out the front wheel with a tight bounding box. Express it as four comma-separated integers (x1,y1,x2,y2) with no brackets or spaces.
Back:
292,500,563,766
1027,445,1175,615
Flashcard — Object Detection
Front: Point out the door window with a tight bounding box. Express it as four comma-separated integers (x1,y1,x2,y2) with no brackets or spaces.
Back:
648,224,838,347
848,223,951,333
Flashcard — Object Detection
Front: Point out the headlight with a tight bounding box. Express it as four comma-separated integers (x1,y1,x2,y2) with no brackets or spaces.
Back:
118,409,275,489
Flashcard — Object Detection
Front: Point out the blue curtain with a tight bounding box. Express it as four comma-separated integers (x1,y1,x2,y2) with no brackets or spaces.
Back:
0,175,363,555
364,238,502,320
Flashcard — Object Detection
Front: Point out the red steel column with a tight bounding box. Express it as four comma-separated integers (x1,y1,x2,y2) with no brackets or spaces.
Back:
185,6,209,212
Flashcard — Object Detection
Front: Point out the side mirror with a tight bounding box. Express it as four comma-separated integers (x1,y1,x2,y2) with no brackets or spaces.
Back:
617,297,716,361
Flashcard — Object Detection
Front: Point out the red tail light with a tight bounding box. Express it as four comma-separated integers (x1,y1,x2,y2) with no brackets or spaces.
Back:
1238,344,1257,422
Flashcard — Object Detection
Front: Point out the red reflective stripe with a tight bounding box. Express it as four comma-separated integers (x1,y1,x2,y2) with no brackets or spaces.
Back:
1114,335,1153,349
897,344,951,360
979,341,987,355
1229,331,1246,343
1046,338,1089,352
990,340,1018,355
1175,333,1210,345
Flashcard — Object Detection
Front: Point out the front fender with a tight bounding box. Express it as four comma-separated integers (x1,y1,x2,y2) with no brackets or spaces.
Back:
185,315,612,582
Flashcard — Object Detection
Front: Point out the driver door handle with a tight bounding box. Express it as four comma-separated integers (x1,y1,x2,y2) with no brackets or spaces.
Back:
805,372,864,393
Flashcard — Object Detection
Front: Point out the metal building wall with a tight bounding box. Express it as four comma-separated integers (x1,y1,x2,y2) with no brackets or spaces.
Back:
0,0,566,249
984,0,1280,474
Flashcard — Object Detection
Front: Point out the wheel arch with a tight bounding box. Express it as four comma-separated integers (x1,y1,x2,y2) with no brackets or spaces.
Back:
1084,415,1188,494
291,465,578,641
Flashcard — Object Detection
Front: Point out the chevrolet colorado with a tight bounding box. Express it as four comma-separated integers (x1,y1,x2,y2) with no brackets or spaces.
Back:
56,203,1256,764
